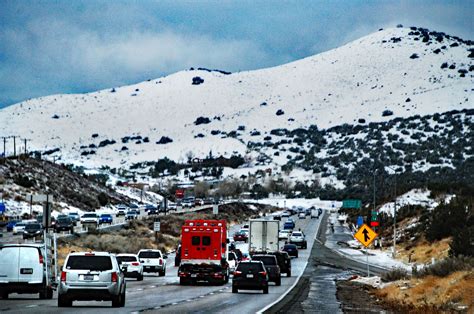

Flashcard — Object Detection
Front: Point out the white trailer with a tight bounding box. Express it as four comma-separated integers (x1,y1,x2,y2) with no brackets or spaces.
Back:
248,219,279,253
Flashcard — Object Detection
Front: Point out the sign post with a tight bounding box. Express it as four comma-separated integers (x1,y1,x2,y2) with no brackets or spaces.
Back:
354,224,378,277
154,218,161,244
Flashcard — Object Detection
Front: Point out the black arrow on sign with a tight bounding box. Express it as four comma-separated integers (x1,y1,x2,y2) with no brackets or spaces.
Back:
362,228,370,242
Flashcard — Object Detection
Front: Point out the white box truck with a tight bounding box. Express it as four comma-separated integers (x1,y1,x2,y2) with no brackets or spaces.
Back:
248,219,279,254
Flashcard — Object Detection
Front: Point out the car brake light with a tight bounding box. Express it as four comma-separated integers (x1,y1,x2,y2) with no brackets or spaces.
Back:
233,271,242,276
131,262,140,266
39,254,44,264
259,271,267,276
61,271,67,282
111,272,118,282
85,252,95,256
159,259,163,265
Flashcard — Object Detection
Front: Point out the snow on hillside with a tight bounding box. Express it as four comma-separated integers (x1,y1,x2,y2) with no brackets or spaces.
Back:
0,27,472,170
378,189,455,216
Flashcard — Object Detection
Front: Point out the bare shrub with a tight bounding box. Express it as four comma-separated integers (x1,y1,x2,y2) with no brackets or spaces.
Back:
415,256,474,278
381,267,409,282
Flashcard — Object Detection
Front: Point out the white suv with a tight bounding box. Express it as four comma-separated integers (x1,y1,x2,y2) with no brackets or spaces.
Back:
58,251,126,307
289,231,307,249
116,254,143,281
137,249,167,276
80,213,99,226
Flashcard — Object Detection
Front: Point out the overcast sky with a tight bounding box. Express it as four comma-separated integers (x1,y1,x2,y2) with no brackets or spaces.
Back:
0,0,472,107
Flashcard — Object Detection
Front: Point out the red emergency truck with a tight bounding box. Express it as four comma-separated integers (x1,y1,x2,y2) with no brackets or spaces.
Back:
178,219,229,285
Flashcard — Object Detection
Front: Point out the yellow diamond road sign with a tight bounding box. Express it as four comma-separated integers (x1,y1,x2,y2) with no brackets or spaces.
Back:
354,223,378,247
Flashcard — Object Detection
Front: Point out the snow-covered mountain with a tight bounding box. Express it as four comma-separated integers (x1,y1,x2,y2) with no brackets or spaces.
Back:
0,27,472,170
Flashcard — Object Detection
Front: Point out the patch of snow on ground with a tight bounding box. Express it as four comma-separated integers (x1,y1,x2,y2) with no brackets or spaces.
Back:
378,189,455,216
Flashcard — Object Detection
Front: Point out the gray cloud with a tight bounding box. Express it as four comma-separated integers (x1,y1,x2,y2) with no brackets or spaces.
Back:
0,1,472,107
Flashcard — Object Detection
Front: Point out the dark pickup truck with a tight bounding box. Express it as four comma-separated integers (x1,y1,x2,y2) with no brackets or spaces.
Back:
251,254,281,286
54,217,74,233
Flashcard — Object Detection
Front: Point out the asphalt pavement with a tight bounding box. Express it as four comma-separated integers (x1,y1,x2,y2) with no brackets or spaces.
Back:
0,212,321,313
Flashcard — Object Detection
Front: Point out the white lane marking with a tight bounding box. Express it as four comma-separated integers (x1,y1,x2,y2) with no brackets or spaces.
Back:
257,214,318,313
199,295,205,298
26,305,38,308
136,288,143,291
172,302,178,305
257,261,308,313
186,299,192,302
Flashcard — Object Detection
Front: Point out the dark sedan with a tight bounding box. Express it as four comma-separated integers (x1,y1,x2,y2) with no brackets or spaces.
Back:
22,223,43,239
282,244,299,258
233,231,248,242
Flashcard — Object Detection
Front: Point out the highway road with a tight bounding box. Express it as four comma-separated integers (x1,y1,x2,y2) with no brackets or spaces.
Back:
0,211,323,313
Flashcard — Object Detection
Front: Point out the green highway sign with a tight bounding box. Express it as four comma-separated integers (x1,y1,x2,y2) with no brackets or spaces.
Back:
342,199,362,209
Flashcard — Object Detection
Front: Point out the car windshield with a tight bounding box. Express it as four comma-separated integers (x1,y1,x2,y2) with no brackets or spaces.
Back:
284,245,296,249
116,256,137,263
237,262,264,272
138,251,161,258
252,256,277,265
83,213,97,217
58,218,71,223
101,214,111,217
66,256,113,271
292,232,302,237
16,223,26,227
25,223,41,230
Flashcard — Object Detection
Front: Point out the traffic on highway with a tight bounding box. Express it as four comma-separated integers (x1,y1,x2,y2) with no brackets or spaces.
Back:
0,203,324,313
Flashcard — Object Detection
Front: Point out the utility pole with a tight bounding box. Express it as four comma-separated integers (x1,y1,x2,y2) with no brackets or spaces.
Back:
24,138,29,156
386,165,398,258
13,136,16,157
393,173,397,258
2,137,6,158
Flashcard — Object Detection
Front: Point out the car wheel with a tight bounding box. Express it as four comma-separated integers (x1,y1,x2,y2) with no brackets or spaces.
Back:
58,294,71,307
263,286,269,294
0,291,8,299
120,291,126,307
159,269,165,276
179,277,188,285
276,278,281,286
232,286,238,293
296,253,299,258
138,274,143,281
287,270,291,277
112,293,122,308
47,288,53,299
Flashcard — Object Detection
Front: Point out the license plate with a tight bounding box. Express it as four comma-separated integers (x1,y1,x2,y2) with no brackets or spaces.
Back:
83,275,94,281
20,268,33,274
191,274,197,278
246,274,254,278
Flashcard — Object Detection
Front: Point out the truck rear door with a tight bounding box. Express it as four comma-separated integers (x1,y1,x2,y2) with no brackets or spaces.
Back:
0,246,20,283
18,247,43,284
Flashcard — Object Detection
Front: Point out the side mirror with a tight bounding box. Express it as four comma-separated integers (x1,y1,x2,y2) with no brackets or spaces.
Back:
163,255,168,259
